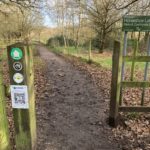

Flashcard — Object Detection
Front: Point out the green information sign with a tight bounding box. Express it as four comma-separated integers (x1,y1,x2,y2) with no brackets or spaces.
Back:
11,48,23,60
122,16,150,32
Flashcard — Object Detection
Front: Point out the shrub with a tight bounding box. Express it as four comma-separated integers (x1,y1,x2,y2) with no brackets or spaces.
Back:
47,36,75,48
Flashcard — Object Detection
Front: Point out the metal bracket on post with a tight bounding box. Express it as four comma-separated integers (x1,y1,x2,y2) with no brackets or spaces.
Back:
4,85,10,97
120,32,128,105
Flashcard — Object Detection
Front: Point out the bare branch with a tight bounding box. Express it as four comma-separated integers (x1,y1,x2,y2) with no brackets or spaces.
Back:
114,0,139,10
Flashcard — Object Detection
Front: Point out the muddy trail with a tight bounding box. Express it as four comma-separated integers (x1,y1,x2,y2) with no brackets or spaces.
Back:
36,46,120,150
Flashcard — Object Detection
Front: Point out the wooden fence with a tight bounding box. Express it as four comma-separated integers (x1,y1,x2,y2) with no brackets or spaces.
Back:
109,40,150,127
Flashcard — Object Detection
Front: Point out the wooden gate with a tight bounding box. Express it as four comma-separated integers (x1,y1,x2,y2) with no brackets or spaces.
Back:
109,32,150,127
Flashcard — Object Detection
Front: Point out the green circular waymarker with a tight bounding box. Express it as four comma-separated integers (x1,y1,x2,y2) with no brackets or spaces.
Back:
11,48,23,60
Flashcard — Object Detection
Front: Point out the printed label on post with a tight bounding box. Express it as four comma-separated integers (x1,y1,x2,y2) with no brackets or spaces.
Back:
10,85,29,109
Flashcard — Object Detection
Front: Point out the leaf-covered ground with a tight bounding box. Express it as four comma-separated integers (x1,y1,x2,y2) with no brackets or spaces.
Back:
36,46,121,150
60,53,150,150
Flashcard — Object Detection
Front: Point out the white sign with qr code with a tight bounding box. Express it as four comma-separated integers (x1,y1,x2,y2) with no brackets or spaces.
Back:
10,85,29,109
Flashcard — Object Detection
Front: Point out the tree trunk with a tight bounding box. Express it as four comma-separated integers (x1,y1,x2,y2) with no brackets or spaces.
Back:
88,39,92,63
99,32,106,53
63,35,67,53
75,1,82,50
144,32,149,43
99,41,104,53
38,33,41,42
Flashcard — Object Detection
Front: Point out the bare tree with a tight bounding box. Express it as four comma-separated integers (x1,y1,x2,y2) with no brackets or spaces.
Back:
74,0,122,52
46,0,150,52
0,3,44,43
0,0,42,9
74,0,150,53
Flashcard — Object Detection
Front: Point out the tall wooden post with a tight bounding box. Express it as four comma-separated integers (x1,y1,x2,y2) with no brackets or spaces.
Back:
109,41,122,127
26,45,37,149
0,60,10,150
7,43,36,150
88,40,92,63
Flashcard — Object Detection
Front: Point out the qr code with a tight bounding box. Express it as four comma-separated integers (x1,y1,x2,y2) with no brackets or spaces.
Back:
14,93,25,104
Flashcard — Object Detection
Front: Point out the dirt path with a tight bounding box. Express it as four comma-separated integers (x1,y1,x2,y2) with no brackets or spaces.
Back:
36,46,120,150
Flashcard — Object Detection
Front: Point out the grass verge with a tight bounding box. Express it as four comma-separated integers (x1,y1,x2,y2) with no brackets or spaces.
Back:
48,46,147,70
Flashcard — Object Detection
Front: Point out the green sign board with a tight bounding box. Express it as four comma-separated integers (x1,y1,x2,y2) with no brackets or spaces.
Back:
11,48,23,60
122,16,150,32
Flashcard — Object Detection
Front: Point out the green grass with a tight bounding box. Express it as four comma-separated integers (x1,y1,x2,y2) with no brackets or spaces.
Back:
90,55,112,68
49,46,148,70
49,46,112,68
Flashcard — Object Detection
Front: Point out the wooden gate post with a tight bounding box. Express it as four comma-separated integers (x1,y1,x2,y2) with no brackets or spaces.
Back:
109,41,122,127
26,45,37,149
0,61,10,150
7,43,36,150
